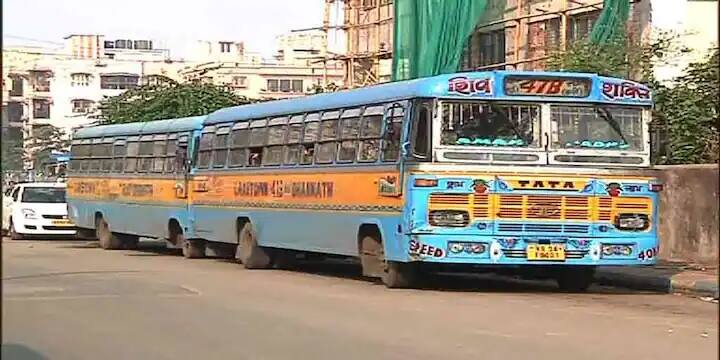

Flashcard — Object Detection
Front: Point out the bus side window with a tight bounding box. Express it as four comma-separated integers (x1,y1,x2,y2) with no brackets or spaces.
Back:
381,105,404,162
197,130,214,169
113,141,126,173
212,128,230,168
125,140,139,173
316,114,339,164
165,135,177,173
263,123,287,166
152,136,167,173
138,136,154,173
301,117,319,165
358,110,382,162
412,102,431,159
89,139,102,172
248,120,267,167
228,127,248,167
284,121,304,165
337,109,361,163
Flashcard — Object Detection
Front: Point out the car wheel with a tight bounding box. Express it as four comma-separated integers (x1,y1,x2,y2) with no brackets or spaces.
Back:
9,219,23,240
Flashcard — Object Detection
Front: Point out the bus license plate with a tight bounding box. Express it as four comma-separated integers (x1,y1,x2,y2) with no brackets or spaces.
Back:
51,219,74,226
527,244,565,261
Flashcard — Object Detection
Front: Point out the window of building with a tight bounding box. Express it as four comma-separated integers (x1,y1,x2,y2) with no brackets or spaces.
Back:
462,29,506,70
133,40,152,50
104,41,115,49
220,42,232,53
100,75,139,90
266,79,304,93
33,99,50,119
71,73,92,87
9,75,23,96
72,99,94,114
114,39,131,49
7,102,23,122
232,76,247,88
569,10,601,42
30,71,51,92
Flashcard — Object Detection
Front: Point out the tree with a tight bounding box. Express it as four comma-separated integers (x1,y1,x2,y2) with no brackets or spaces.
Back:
24,124,70,173
98,76,254,124
653,49,719,164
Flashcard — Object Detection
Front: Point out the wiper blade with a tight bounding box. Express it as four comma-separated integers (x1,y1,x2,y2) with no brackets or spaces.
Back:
596,107,629,145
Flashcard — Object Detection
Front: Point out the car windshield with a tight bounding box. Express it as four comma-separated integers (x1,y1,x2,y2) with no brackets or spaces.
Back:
21,187,66,203
440,102,541,148
551,105,644,151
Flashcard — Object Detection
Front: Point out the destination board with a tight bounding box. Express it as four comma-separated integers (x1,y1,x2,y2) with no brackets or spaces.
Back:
504,76,591,97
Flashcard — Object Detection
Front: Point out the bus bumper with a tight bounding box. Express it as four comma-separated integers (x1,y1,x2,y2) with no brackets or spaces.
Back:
397,234,659,266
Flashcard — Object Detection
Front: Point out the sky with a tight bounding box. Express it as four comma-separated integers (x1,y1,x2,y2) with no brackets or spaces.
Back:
2,0,339,58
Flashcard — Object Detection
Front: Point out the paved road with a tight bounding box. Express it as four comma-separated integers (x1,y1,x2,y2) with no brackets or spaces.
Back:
2,238,718,360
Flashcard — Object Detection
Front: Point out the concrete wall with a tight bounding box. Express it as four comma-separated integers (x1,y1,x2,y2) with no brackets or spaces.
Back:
653,164,719,265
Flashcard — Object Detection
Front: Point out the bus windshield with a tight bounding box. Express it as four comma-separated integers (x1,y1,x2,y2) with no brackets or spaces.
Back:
551,105,644,151
440,101,541,148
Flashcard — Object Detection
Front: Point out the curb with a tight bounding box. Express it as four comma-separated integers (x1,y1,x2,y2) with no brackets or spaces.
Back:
595,268,719,297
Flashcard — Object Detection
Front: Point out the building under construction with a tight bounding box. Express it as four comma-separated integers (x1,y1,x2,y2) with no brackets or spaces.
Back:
326,0,650,88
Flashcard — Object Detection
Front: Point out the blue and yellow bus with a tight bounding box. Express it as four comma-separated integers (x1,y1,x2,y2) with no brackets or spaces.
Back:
68,71,662,290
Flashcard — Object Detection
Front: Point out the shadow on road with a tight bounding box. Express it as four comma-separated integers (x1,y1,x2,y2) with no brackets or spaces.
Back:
31,239,665,296
1,344,49,360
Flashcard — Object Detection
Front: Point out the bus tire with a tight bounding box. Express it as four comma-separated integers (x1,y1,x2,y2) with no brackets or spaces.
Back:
96,217,123,250
182,238,205,259
382,261,418,289
236,223,272,269
360,234,417,288
120,234,140,250
555,266,595,292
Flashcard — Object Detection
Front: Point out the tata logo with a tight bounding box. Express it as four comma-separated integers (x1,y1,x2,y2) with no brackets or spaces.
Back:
517,180,575,189
527,204,561,217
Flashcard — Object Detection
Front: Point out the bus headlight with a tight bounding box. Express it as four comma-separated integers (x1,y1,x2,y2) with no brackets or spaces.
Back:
615,214,649,231
602,244,634,257
429,210,469,227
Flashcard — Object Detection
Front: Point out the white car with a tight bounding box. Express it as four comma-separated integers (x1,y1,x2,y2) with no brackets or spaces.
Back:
2,182,76,239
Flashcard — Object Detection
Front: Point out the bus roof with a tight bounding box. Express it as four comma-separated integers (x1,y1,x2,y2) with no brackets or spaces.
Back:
205,70,653,126
73,115,206,139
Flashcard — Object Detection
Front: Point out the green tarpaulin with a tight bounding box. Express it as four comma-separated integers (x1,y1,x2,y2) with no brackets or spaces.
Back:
590,0,631,43
392,0,488,81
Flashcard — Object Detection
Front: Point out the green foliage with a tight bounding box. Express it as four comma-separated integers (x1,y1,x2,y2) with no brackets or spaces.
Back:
653,49,719,164
548,31,717,165
25,125,70,172
98,76,254,124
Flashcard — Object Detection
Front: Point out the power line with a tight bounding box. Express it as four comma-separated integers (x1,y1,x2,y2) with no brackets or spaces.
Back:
4,34,65,46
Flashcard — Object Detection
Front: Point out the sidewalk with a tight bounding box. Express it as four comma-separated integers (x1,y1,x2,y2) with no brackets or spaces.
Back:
595,261,719,298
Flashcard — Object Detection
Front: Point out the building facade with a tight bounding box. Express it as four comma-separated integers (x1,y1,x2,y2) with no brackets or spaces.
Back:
179,30,344,100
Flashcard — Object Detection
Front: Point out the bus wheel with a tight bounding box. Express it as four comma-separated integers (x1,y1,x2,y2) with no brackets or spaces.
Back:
182,238,205,259
236,222,272,269
96,217,122,250
360,235,416,288
119,234,139,250
555,266,595,292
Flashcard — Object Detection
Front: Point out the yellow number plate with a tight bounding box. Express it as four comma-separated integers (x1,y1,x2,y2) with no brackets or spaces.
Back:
527,244,566,261
51,219,74,226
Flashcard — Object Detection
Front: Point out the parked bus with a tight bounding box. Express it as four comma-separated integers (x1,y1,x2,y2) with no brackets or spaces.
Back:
67,116,203,250
67,71,661,290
